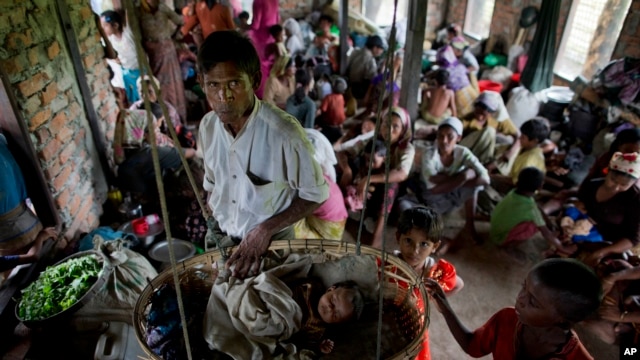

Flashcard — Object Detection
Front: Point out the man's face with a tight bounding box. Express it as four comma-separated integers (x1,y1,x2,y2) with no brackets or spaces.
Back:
515,272,562,327
473,104,490,123
275,30,284,43
319,19,331,31
372,46,384,57
142,81,158,102
199,61,259,126
436,126,460,155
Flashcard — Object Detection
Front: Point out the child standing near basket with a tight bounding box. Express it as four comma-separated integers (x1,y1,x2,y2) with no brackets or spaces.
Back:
426,258,602,359
389,206,464,360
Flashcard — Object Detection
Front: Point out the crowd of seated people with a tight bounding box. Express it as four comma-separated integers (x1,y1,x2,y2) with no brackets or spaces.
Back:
94,4,640,354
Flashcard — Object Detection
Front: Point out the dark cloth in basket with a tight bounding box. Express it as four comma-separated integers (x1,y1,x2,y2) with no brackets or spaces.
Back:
145,283,214,360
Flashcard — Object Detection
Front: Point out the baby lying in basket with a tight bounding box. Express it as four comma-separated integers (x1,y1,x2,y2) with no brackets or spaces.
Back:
203,254,365,359
287,279,364,354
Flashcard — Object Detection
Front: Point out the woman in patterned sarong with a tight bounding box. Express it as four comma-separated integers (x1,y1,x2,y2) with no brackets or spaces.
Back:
139,0,187,123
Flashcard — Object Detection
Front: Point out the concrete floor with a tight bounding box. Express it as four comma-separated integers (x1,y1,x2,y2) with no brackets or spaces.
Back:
342,210,619,359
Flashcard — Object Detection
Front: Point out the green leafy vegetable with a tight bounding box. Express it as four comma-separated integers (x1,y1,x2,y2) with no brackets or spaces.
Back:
18,254,103,321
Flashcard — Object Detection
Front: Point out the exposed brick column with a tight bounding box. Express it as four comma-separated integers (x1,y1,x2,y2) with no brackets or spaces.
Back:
0,0,120,240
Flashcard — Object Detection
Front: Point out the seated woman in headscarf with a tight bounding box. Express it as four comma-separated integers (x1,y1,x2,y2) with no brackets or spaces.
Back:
293,129,348,240
450,36,479,81
286,69,316,129
283,18,305,58
459,91,520,170
578,152,640,267
129,75,195,149
358,66,400,121
436,45,479,117
263,56,296,110
114,106,195,198
336,107,415,249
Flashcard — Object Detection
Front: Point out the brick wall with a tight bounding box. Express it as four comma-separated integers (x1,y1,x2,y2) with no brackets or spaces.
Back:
426,0,447,39
450,0,640,62
0,0,119,240
443,0,572,50
446,0,467,26
442,0,640,85
279,0,362,19
613,0,640,58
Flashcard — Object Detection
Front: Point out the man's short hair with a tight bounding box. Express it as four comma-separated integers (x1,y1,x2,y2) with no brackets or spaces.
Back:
365,35,384,50
238,11,250,20
197,31,260,83
319,14,334,24
520,118,549,143
434,69,449,86
269,24,283,38
532,258,603,323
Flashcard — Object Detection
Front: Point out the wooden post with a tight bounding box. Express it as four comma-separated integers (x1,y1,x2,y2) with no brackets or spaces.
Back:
399,0,427,120
339,0,350,75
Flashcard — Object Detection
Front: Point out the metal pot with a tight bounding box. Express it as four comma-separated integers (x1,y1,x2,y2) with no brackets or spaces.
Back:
147,239,196,270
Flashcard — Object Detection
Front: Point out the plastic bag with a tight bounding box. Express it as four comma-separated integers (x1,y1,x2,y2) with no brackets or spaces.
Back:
506,86,542,128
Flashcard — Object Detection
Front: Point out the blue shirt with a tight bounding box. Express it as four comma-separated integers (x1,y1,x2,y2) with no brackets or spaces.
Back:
285,95,317,129
0,134,28,214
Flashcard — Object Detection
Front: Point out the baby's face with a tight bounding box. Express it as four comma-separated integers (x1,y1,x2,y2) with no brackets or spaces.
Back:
317,287,355,324
363,152,385,170
361,120,376,134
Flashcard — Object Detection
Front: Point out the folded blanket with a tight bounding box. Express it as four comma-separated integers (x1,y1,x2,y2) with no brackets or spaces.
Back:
203,253,314,360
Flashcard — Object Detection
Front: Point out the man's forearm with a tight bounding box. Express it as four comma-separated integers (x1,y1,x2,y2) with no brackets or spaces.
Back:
431,171,471,194
261,197,322,237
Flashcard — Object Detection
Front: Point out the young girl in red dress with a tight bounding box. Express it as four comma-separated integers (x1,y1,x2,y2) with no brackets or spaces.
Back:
381,206,464,359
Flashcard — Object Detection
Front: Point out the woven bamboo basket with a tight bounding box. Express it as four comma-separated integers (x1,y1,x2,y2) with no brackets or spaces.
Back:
133,239,429,359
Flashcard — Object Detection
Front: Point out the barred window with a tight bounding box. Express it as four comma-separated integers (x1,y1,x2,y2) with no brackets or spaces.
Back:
463,0,496,40
554,0,630,80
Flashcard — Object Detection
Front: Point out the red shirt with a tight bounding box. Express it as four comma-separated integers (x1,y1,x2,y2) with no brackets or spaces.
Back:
467,308,593,359
182,2,235,39
320,93,346,126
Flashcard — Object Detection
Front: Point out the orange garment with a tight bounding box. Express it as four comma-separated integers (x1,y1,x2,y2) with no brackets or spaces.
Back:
181,2,235,40
467,308,593,359
377,257,458,360
319,93,346,126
